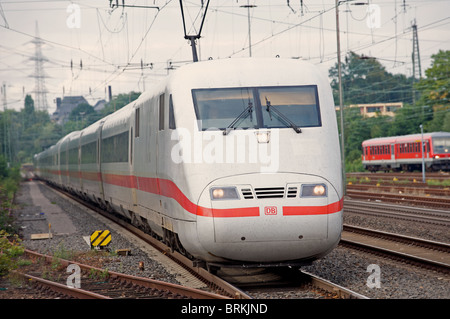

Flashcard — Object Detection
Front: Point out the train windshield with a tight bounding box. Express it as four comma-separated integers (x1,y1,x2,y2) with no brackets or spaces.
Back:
192,85,321,131
433,137,450,154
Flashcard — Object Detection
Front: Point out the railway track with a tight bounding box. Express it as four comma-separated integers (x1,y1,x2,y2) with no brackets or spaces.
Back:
38,181,372,300
341,225,450,275
347,183,450,197
217,267,369,299
346,189,450,209
344,199,450,226
42,181,251,299
15,249,227,299
347,172,449,182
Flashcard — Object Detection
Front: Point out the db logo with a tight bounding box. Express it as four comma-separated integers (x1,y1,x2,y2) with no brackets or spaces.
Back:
264,206,277,215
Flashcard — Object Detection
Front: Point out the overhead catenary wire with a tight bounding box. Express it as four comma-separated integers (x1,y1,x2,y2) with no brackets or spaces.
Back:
0,1,448,112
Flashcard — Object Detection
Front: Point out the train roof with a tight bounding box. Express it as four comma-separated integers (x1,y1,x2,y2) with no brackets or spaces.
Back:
35,57,333,159
362,132,450,145
167,57,331,92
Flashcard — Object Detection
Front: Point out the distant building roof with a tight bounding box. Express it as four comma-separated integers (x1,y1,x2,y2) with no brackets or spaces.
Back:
51,96,88,125
93,99,107,112
336,102,403,118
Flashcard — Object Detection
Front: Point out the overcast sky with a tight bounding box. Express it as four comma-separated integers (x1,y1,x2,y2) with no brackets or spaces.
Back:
0,0,449,113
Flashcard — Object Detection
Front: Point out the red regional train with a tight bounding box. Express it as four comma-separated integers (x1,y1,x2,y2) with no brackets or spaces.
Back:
362,132,450,172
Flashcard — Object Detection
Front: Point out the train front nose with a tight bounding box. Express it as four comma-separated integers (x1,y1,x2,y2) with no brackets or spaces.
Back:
195,173,343,263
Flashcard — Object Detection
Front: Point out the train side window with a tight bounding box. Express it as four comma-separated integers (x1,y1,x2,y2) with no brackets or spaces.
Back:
135,107,140,138
169,94,176,129
159,94,165,131
101,131,129,163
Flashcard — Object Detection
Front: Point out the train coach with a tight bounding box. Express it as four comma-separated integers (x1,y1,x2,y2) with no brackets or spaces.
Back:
35,58,343,269
362,132,450,172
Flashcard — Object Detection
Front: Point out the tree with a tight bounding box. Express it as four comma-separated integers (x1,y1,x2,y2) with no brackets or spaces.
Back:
99,92,141,117
414,50,450,132
329,51,414,105
63,102,100,132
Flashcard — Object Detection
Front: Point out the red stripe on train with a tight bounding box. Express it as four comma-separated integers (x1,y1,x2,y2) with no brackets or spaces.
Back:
45,170,343,218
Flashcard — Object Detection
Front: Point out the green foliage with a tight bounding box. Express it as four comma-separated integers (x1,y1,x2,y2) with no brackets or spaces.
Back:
0,159,20,234
0,92,141,166
414,50,450,132
329,51,414,105
0,231,24,276
99,92,141,118
62,103,101,133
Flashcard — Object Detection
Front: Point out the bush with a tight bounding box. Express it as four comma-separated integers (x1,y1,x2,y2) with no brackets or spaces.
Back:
0,162,21,233
0,231,24,276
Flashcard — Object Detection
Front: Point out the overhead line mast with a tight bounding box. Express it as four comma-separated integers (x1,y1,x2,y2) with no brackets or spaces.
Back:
30,21,49,111
411,19,422,105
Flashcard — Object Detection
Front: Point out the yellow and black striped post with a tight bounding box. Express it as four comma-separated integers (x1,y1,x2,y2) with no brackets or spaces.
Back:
90,230,111,249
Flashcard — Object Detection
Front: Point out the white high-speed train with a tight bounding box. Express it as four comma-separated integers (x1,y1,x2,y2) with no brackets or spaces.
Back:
35,58,343,268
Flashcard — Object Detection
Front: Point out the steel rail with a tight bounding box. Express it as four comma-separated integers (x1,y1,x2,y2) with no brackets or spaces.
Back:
299,270,369,299
343,225,450,253
23,249,229,299
344,200,450,226
41,181,251,299
347,183,450,197
14,271,111,299
340,226,450,274
346,190,450,209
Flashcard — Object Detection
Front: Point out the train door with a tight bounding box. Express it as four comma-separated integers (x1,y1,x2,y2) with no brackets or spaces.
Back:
425,140,430,158
157,93,166,178
96,120,105,203
77,137,82,192
135,97,159,212
97,136,104,202
157,92,181,236
130,105,138,207
391,144,395,161
156,93,171,230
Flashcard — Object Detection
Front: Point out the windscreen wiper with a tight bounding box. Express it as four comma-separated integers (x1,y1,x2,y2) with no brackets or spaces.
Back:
265,97,301,133
223,102,254,135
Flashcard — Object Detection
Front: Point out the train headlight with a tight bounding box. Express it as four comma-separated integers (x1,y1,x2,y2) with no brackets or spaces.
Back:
301,184,327,197
210,187,239,200
255,131,270,143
